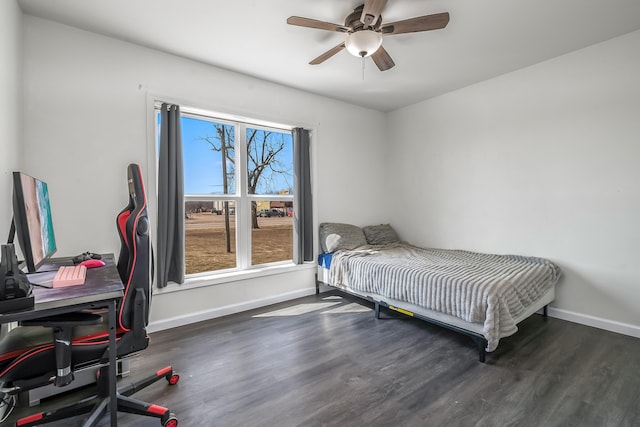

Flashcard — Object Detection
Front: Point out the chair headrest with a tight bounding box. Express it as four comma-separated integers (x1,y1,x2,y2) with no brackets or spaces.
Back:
127,164,146,212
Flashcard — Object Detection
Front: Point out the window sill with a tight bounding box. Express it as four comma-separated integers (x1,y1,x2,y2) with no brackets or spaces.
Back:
153,261,317,294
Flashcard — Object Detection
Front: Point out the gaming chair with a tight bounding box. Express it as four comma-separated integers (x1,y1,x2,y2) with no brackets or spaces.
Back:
0,163,179,426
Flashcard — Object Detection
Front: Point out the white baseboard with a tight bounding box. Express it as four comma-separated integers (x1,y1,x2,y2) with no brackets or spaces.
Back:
147,288,317,333
548,307,640,339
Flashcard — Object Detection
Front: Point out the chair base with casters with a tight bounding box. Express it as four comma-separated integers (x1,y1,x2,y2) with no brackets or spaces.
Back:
22,358,130,407
15,365,179,427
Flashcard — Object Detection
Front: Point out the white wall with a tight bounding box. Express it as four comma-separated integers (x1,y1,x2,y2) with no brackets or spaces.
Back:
387,30,640,332
22,16,387,326
0,0,22,231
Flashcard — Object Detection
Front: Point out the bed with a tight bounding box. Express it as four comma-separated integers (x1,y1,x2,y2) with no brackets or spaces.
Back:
316,223,561,362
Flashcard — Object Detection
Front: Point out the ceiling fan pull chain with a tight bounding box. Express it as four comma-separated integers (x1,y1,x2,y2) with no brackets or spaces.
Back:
362,56,365,80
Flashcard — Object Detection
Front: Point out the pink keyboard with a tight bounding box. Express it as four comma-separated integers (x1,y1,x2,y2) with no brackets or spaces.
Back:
52,265,87,287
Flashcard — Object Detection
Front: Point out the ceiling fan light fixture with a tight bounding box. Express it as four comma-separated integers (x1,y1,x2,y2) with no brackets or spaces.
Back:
345,30,383,58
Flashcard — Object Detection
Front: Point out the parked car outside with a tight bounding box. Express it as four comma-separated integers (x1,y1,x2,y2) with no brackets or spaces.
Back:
257,209,284,217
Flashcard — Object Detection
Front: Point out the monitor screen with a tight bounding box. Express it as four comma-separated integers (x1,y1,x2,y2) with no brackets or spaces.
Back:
11,172,57,272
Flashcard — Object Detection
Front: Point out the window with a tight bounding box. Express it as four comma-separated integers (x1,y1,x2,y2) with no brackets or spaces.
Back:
157,108,295,276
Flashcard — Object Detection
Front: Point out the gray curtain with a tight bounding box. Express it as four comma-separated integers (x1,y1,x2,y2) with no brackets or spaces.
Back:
293,128,313,263
157,103,185,287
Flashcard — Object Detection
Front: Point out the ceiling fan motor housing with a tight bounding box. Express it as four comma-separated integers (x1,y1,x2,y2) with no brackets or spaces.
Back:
346,5,382,30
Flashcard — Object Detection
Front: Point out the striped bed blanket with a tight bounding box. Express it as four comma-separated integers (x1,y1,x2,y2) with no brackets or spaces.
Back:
329,243,561,351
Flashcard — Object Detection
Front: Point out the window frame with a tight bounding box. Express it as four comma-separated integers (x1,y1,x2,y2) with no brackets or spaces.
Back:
155,104,296,279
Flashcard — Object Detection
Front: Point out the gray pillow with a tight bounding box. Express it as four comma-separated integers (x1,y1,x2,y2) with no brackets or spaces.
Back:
319,222,368,253
362,224,399,245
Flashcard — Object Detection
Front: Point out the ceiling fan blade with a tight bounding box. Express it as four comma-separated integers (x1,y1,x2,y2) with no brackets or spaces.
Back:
371,46,395,71
287,16,350,33
381,12,450,35
360,0,388,27
309,42,346,65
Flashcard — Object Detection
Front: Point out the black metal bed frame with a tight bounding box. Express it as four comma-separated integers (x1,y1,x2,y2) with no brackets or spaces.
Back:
316,275,549,363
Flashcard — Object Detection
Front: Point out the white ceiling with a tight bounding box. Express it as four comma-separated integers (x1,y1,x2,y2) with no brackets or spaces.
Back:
18,0,640,112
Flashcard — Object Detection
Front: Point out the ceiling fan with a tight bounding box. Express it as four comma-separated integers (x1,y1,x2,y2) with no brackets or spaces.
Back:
287,0,450,71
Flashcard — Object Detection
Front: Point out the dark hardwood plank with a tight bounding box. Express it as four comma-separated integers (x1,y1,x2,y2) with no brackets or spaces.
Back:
7,292,640,426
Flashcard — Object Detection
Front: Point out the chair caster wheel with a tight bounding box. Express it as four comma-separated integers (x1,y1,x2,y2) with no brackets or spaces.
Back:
164,414,178,427
168,373,179,385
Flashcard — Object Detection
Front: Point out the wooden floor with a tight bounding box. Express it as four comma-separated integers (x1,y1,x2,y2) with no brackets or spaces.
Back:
8,291,640,426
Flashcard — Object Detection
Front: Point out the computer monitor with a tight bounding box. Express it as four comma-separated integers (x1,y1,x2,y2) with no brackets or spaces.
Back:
10,171,57,272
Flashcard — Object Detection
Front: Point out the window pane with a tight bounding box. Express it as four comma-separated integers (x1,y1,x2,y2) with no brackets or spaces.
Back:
185,201,236,274
182,117,235,195
246,128,293,195
251,200,293,265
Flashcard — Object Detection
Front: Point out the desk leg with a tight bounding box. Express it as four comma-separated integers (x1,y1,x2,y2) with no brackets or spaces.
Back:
108,300,118,426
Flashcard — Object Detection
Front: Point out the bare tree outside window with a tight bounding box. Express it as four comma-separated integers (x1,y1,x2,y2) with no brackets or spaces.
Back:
200,126,293,229
246,128,293,228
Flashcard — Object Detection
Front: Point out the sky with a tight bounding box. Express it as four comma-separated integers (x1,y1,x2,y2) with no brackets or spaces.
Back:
181,117,231,194
159,115,293,195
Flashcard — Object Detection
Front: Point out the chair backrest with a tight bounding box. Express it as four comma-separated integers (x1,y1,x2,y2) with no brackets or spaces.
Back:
115,164,151,332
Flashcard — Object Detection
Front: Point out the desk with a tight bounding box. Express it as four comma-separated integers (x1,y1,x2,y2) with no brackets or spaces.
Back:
0,254,123,427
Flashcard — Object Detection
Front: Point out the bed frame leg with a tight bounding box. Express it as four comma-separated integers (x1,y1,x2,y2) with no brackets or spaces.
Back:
543,305,548,317
471,336,488,363
475,338,487,363
315,274,319,295
374,302,380,319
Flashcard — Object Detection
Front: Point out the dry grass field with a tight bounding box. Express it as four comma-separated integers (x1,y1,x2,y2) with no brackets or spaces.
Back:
185,212,292,274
